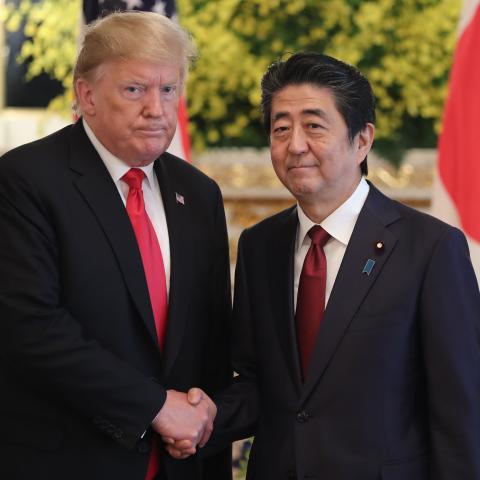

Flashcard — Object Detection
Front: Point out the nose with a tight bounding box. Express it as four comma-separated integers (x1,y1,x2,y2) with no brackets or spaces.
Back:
288,127,308,155
143,89,164,118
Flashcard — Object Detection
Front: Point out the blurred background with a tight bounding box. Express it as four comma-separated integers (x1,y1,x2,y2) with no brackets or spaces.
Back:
1,0,478,477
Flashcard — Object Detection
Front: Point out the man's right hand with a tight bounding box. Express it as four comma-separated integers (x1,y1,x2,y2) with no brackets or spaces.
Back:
151,388,216,458
158,388,217,459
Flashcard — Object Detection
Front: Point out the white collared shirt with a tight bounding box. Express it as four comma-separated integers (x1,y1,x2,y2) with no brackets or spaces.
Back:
294,177,370,311
83,119,171,295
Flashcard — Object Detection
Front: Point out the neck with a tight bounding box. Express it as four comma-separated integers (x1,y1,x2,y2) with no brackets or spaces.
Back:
298,177,362,224
299,201,339,224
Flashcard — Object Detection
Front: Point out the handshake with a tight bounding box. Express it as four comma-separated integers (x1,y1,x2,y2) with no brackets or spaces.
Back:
151,388,216,459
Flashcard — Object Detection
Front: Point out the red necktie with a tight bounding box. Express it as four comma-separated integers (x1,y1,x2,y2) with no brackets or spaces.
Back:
295,225,330,379
122,168,167,480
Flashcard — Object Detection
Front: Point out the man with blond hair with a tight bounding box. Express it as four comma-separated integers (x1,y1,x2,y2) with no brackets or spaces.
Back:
0,11,232,480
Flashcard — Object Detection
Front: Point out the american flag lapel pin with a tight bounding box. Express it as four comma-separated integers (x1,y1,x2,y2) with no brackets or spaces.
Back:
175,192,185,206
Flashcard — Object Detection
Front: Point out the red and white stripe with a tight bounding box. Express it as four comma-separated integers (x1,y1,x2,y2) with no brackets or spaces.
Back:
167,96,191,162
432,0,480,280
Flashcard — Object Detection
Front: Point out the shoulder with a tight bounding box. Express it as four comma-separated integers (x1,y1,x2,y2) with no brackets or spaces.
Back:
157,151,221,195
0,124,72,178
0,126,75,203
367,183,459,242
366,185,474,280
0,124,72,163
155,153,227,222
397,201,463,248
241,205,297,244
0,127,76,227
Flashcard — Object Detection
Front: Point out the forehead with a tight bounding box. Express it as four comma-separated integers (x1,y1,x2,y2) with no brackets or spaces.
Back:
271,83,339,116
95,58,181,83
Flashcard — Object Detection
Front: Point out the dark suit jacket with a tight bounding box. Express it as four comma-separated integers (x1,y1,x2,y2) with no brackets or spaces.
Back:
214,184,480,480
0,121,232,480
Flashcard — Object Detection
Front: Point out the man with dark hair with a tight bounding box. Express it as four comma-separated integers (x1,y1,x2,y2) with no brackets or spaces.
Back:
169,52,480,479
260,52,375,177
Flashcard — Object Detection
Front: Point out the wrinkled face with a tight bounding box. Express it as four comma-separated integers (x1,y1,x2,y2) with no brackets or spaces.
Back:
77,58,181,166
269,83,373,211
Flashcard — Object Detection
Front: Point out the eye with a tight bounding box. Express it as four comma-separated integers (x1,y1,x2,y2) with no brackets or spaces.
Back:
272,125,290,135
123,85,144,99
161,84,177,99
305,122,327,135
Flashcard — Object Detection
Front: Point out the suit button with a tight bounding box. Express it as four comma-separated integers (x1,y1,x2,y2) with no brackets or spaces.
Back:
113,429,123,440
296,411,309,423
137,440,151,454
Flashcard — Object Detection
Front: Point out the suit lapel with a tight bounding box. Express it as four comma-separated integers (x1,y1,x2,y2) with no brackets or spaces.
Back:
300,185,401,404
154,157,193,377
268,207,303,392
68,122,158,345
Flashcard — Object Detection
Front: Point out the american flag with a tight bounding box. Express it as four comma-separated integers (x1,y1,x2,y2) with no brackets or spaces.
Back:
82,0,191,162
83,1,176,24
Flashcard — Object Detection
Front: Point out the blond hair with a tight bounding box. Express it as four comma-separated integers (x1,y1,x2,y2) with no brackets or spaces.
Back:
74,11,196,85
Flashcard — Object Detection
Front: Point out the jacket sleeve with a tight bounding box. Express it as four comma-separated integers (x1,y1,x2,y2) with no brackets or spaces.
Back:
420,227,480,478
200,184,233,395
210,230,259,446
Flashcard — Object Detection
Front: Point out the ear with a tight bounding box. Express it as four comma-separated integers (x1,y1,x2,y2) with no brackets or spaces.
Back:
75,77,97,117
355,123,375,166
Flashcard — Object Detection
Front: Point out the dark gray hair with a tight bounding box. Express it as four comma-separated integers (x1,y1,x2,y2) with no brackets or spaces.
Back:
261,52,376,175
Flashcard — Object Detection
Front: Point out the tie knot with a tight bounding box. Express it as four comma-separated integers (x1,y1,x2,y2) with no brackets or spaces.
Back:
122,168,145,190
308,225,330,247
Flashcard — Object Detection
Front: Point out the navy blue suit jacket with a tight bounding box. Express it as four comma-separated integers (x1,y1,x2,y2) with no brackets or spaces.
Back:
215,184,480,480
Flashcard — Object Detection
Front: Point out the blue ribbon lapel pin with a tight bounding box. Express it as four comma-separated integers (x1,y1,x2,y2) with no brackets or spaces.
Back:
362,258,376,276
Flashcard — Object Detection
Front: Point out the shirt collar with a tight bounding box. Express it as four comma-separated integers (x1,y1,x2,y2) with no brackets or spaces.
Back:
297,177,370,250
83,118,156,188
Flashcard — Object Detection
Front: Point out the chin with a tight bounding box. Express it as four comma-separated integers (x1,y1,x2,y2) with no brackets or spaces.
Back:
136,144,167,162
126,152,161,166
289,181,319,197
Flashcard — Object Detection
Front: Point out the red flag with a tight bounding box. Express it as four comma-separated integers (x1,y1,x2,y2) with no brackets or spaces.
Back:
432,0,480,279
167,96,192,162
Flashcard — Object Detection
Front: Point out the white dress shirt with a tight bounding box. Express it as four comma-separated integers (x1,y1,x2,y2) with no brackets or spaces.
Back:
294,177,370,311
83,119,171,296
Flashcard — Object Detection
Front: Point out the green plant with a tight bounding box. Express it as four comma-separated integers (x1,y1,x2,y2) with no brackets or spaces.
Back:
1,0,80,115
2,0,461,163
179,0,461,160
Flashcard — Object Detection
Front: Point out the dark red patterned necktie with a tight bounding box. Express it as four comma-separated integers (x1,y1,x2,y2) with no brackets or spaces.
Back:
122,168,167,480
295,225,330,379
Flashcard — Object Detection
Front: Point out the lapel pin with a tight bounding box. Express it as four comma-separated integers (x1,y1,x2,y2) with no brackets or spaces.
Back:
375,241,385,254
175,192,185,206
362,258,376,276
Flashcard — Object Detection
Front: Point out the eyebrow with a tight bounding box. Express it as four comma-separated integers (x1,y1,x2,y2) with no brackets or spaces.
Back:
121,78,146,86
272,108,329,122
121,77,179,86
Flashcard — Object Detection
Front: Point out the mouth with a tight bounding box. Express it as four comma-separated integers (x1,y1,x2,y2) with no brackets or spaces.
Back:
288,165,316,172
136,127,167,136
